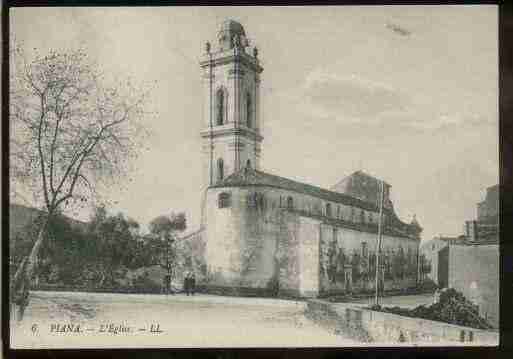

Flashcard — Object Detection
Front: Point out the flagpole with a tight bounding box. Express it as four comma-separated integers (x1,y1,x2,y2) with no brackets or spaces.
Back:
374,179,384,307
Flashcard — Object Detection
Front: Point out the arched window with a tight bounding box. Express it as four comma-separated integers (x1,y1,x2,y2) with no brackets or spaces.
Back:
287,196,294,209
218,192,231,208
360,209,365,223
337,206,341,219
246,159,251,169
217,158,224,182
361,242,368,258
216,88,225,126
326,203,332,217
246,92,252,128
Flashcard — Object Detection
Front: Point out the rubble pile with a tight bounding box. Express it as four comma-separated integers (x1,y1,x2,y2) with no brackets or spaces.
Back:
371,288,493,330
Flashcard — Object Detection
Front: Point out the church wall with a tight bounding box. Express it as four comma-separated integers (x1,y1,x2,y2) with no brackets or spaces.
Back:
319,224,419,296
204,187,243,286
203,184,419,297
297,216,321,297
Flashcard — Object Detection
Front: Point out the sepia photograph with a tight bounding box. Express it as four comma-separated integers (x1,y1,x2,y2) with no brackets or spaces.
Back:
7,5,499,348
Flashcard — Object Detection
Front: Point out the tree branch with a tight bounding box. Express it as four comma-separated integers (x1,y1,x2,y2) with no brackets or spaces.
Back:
37,91,50,210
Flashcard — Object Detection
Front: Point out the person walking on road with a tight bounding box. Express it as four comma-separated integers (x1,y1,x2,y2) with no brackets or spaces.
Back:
190,273,196,296
184,273,190,296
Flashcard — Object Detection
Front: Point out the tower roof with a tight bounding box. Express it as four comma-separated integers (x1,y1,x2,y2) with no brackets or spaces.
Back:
219,19,246,37
217,19,247,51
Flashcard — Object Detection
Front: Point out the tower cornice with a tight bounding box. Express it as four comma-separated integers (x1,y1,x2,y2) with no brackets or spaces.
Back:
200,52,263,74
200,126,264,142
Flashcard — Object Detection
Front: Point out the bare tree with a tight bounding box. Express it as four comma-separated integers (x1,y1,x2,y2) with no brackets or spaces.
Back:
10,45,152,320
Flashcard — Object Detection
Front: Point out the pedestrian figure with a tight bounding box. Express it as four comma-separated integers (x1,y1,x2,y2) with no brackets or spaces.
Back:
433,288,440,304
184,273,190,296
190,273,196,296
164,274,171,295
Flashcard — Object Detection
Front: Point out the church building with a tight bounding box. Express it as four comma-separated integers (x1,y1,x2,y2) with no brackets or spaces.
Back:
195,20,422,298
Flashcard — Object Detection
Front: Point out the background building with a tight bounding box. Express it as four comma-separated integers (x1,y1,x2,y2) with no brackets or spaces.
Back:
419,236,456,285
435,184,499,328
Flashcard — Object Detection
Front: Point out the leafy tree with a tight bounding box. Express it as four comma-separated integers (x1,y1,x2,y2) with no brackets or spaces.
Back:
148,213,187,292
10,44,152,320
87,207,142,286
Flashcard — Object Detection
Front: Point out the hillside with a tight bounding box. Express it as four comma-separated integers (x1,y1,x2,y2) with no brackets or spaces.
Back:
9,203,88,240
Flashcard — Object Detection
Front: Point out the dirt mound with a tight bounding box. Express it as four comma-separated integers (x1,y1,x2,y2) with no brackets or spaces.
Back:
370,288,493,330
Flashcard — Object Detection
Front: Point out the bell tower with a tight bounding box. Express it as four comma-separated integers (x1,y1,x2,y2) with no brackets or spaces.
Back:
200,20,264,189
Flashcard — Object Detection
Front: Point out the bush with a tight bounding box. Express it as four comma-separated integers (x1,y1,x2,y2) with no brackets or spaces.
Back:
132,272,161,293
416,278,437,292
266,276,279,297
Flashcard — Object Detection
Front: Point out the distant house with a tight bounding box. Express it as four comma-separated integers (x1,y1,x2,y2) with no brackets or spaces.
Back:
419,236,457,285
465,184,499,242
438,240,498,328
436,184,499,328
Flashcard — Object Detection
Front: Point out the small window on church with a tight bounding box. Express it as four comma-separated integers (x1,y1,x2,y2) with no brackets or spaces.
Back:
217,158,224,182
218,192,231,208
258,193,265,210
287,196,294,210
246,159,251,169
360,209,365,223
247,192,260,208
362,242,368,258
326,203,332,217
246,92,252,128
216,88,225,126
337,205,341,219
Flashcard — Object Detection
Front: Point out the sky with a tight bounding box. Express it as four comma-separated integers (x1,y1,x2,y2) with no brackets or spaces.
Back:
10,6,498,241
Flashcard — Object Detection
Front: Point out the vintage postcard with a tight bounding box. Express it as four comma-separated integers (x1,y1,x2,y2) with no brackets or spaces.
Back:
7,5,499,349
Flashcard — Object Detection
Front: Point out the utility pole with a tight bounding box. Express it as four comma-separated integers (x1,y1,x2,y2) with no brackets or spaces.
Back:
164,233,175,295
374,179,384,307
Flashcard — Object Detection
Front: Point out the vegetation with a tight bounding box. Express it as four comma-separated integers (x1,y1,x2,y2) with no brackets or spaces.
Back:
148,213,187,293
10,206,191,295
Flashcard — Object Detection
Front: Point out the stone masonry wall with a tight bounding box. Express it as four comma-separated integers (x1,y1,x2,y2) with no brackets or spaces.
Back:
307,299,499,345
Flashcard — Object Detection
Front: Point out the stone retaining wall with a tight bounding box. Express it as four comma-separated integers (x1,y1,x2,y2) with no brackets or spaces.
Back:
306,299,498,345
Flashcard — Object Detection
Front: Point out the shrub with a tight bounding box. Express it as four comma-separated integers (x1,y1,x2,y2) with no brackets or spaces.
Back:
132,272,161,293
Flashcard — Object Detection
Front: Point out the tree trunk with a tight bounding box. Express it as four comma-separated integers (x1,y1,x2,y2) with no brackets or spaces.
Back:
11,216,49,322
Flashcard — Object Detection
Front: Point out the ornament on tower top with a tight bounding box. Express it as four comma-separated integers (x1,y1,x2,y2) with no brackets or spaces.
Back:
232,34,241,49
217,19,247,51
205,41,211,54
